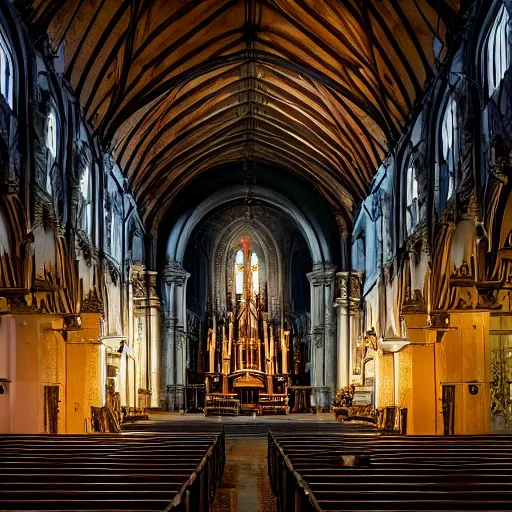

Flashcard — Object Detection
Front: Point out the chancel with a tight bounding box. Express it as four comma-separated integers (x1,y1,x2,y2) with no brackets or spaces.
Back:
2,0,512,510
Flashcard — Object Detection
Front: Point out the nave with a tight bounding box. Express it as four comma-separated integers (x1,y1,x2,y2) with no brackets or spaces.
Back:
0,0,511,436
2,0,512,509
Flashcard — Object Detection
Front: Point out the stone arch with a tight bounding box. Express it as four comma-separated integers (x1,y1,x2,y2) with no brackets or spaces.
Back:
166,186,331,266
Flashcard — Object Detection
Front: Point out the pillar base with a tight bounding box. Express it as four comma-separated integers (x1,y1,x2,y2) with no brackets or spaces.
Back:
166,385,185,411
313,386,331,412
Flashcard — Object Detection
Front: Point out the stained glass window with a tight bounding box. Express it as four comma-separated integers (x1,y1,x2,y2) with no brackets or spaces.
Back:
234,248,259,297
235,250,244,294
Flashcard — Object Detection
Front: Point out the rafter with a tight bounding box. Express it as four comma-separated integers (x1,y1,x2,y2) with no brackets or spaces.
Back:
29,0,459,226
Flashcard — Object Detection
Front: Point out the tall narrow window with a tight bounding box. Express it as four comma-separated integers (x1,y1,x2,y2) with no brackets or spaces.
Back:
405,164,419,234
111,210,122,263
0,38,13,108
46,110,57,194
251,251,259,295
235,250,244,295
79,165,92,236
486,4,510,95
440,97,458,203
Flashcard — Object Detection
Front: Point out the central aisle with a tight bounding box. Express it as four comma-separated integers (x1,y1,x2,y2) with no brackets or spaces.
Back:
211,437,276,512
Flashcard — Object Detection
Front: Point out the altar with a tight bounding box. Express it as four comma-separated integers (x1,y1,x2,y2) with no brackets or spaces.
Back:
204,237,291,416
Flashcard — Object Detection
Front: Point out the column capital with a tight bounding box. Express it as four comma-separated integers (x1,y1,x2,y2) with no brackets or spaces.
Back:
335,271,362,302
307,264,337,286
162,261,190,286
131,265,160,302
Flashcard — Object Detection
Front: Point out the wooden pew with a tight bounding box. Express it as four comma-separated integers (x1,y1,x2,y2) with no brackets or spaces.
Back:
0,430,225,511
268,429,512,511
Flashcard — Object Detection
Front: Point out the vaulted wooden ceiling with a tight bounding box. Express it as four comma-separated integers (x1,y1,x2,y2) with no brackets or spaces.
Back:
27,0,459,226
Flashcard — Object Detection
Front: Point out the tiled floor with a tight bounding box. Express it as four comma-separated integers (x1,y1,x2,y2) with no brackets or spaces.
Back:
211,438,276,512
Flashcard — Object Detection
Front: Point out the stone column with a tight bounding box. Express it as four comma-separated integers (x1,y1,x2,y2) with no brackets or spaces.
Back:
334,271,362,392
131,266,162,410
162,261,190,411
307,264,336,410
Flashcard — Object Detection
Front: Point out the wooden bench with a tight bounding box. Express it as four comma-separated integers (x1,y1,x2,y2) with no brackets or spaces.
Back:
268,429,512,511
258,393,290,415
0,430,225,511
204,393,240,416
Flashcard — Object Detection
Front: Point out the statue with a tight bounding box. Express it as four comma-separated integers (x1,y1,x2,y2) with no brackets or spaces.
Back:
334,384,356,408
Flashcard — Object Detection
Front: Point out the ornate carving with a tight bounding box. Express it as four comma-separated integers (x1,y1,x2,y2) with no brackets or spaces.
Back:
82,289,104,314
477,288,502,310
76,229,98,266
451,260,472,278
404,218,430,260
489,155,511,184
335,271,362,310
314,330,323,349
4,296,38,314
402,288,426,314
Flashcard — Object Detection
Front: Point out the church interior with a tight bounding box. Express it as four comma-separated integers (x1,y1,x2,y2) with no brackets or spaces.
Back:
2,0,512,509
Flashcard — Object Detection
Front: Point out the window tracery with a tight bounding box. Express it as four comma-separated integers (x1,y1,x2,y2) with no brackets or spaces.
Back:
485,4,510,96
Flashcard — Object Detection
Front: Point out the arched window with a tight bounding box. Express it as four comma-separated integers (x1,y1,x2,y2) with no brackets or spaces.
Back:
405,164,419,235
440,97,458,204
235,250,244,294
251,251,259,295
46,109,57,194
234,248,260,297
0,35,13,108
79,165,92,235
485,4,510,96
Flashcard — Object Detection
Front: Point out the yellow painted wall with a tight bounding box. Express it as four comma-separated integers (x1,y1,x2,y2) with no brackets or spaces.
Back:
409,344,436,434
394,345,436,434
66,340,104,433
3,316,66,434
376,351,394,407
434,311,490,434
11,317,43,433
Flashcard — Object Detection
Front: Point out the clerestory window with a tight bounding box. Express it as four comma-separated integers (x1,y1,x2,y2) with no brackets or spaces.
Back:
79,165,92,236
0,36,13,108
46,109,57,194
405,164,419,235
485,4,510,96
440,97,458,204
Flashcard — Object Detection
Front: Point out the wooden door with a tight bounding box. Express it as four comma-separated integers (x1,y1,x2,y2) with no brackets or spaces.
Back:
44,386,59,434
442,384,455,435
